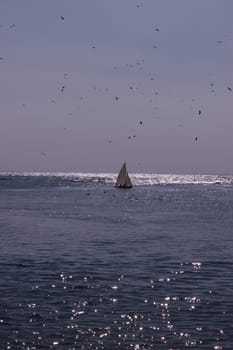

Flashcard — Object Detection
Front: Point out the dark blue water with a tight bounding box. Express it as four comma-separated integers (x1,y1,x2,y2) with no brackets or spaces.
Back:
0,174,233,349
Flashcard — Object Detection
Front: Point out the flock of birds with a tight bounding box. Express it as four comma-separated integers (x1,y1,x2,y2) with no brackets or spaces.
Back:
1,9,232,158
57,13,231,145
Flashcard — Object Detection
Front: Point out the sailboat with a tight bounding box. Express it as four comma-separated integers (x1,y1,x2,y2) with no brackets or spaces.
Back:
115,162,132,188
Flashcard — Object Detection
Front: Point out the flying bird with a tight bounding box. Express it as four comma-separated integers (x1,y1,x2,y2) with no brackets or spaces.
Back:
195,137,198,141
227,87,232,92
60,16,64,20
139,121,142,125
198,109,202,115
115,96,119,100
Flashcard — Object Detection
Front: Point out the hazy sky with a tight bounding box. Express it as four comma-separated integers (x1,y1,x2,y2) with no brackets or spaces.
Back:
1,0,233,174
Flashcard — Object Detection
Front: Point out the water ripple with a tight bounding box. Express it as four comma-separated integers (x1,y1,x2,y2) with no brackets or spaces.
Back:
1,258,233,348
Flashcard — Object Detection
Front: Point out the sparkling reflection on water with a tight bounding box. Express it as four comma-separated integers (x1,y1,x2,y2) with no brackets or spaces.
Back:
1,259,233,349
0,175,233,349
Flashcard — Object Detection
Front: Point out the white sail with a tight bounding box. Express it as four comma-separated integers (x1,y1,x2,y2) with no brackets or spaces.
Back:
115,162,132,188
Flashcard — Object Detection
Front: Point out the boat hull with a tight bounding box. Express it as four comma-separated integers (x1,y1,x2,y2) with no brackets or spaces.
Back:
115,184,132,189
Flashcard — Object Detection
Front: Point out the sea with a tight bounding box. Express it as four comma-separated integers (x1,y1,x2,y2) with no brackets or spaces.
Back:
0,172,233,350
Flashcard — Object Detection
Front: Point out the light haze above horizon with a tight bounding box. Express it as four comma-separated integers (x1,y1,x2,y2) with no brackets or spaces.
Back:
1,1,233,174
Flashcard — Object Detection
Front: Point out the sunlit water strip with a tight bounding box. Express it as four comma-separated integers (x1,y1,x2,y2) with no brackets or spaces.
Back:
0,172,233,185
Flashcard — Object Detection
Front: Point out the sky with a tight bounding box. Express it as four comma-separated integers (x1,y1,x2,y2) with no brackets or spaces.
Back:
1,0,233,174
